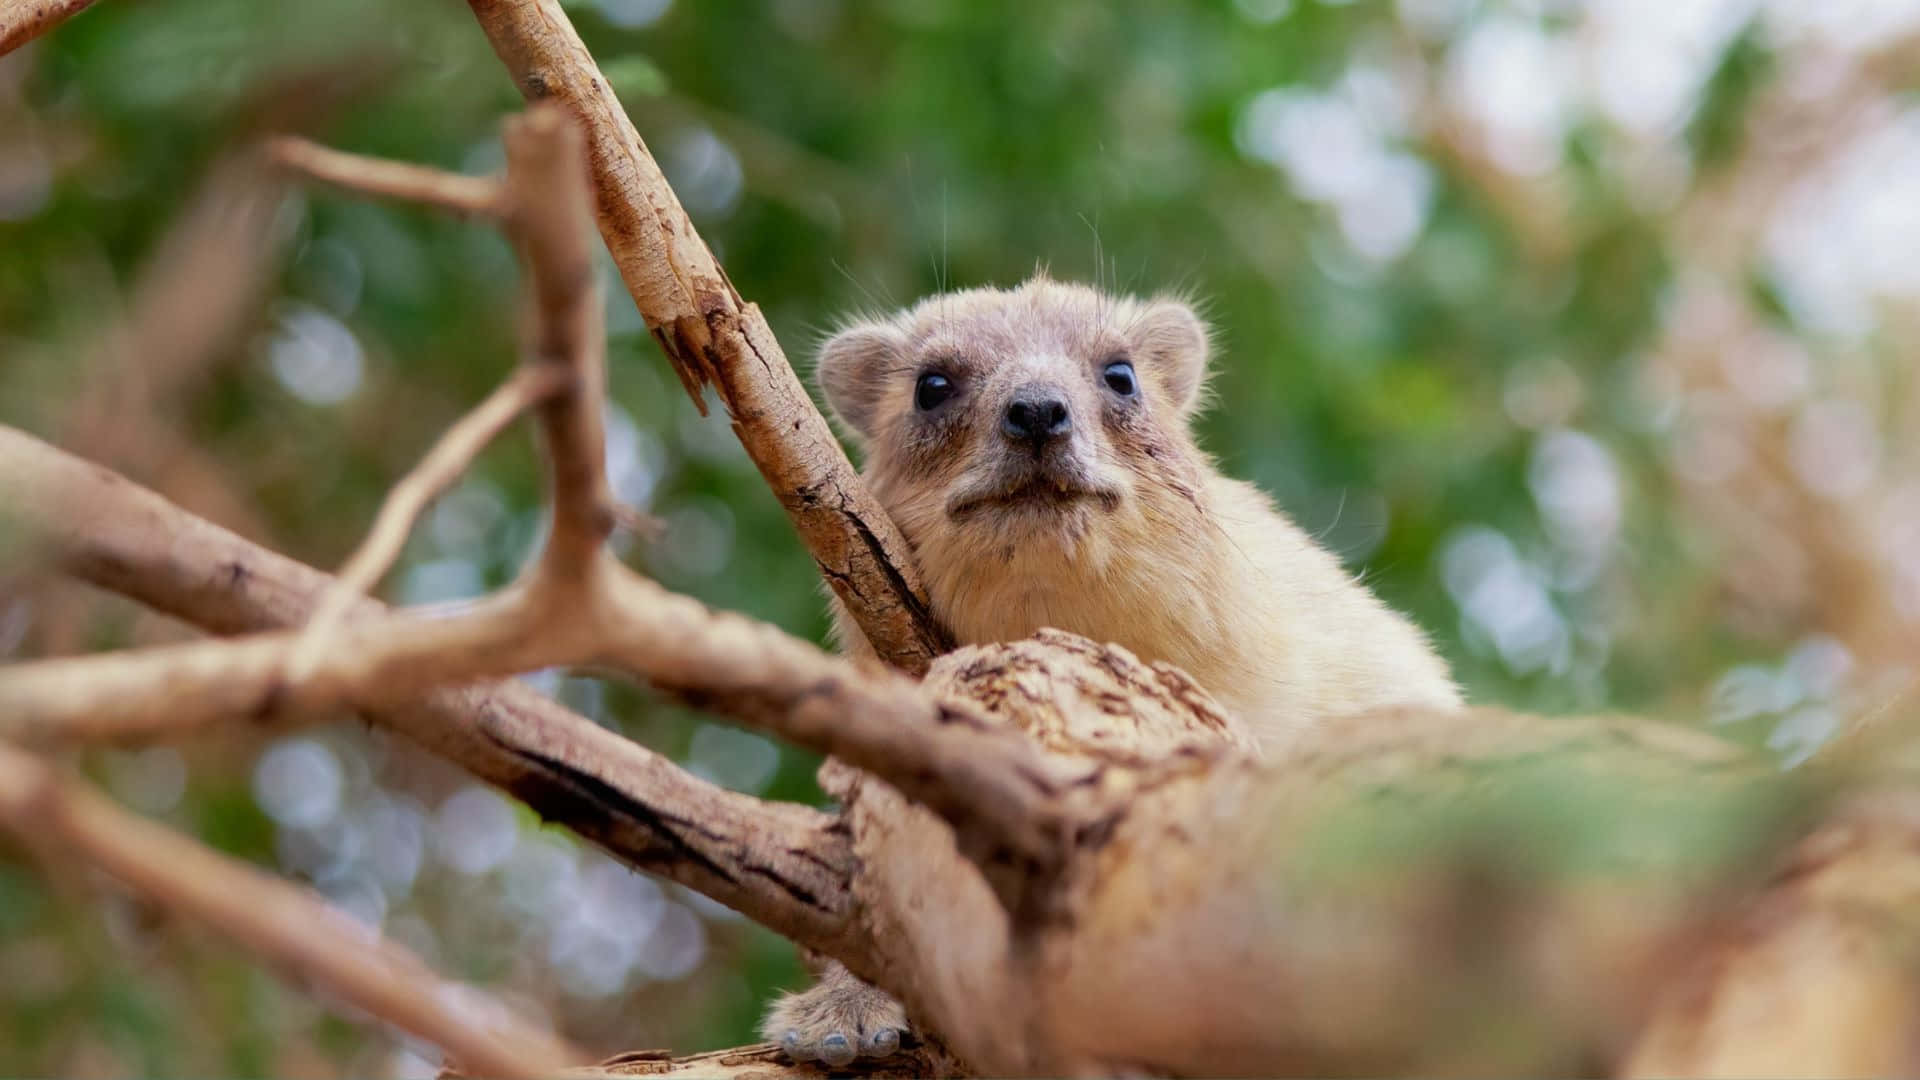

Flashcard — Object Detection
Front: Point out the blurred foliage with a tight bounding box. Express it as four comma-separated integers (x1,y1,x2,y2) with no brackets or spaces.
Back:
4,0,1919,1074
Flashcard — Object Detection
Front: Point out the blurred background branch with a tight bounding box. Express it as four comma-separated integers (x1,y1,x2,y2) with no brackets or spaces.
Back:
0,741,584,1079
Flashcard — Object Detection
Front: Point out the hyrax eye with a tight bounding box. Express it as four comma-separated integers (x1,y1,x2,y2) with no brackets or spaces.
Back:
1102,359,1138,397
915,372,956,411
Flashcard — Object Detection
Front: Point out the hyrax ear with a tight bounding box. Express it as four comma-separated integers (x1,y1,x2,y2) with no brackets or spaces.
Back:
816,320,909,443
1127,299,1210,418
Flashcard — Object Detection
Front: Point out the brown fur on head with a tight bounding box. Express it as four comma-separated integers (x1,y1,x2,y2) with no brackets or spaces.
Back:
816,274,1223,658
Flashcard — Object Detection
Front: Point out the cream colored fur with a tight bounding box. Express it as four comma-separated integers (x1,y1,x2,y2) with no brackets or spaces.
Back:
823,274,1460,751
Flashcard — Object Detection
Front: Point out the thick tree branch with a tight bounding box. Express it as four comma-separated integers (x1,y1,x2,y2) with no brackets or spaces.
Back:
463,0,952,673
0,741,582,1078
266,135,506,218
8,431,1913,1077
3,430,1912,1076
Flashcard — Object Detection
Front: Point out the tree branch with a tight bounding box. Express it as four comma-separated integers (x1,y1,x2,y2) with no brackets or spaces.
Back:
0,421,1084,922
463,0,952,673
0,0,99,57
5,438,1905,1076
266,135,506,218
0,741,583,1078
0,424,864,964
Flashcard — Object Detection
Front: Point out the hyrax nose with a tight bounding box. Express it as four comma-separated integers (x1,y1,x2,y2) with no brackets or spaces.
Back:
1002,389,1072,449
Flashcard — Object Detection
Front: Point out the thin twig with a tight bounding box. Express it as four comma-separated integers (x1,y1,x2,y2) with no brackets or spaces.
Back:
0,0,99,57
0,741,582,1078
280,106,612,686
285,363,570,682
266,135,506,218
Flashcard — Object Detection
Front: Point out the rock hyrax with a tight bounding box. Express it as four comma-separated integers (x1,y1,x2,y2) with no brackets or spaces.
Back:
764,273,1462,1065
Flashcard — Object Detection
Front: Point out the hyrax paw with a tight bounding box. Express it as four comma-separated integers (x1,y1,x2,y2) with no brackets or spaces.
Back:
761,974,909,1067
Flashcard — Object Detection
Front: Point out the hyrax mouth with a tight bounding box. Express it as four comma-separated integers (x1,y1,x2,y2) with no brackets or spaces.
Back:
947,475,1122,519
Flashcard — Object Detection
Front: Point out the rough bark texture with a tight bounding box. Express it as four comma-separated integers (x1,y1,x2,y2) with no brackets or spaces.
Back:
464,0,952,673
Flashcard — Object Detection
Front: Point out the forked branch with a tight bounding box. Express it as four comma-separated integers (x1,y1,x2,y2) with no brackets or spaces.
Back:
0,423,1083,918
0,99,1057,961
286,363,569,680
0,423,865,965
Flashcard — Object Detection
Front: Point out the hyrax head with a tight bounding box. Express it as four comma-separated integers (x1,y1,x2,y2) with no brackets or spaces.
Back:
816,275,1211,554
